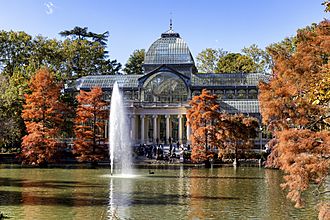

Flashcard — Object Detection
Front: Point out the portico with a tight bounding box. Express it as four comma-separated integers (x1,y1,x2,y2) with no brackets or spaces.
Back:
129,107,191,145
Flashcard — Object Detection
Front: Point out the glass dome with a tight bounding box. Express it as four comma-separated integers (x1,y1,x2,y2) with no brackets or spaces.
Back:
144,29,195,65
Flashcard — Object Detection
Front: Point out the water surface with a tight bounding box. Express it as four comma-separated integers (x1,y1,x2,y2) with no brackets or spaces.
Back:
0,166,320,219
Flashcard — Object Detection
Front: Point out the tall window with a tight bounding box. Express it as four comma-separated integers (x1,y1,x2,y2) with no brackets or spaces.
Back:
143,72,188,103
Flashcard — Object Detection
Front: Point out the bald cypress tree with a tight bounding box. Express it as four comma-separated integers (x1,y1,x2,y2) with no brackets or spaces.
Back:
187,89,220,163
21,68,63,166
73,87,108,165
259,20,330,213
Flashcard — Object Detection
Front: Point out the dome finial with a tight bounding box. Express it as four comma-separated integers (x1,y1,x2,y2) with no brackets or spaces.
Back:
169,12,173,30
170,18,172,30
161,14,179,38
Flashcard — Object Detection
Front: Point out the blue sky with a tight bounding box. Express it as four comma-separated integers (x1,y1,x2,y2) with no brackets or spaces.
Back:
0,0,328,65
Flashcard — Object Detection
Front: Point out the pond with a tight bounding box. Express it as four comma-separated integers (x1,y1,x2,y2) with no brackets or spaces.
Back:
0,166,319,219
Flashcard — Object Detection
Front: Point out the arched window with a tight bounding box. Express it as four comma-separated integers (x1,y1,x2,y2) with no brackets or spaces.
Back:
225,90,235,99
215,90,224,100
124,91,132,100
248,89,258,99
237,89,247,99
143,72,188,103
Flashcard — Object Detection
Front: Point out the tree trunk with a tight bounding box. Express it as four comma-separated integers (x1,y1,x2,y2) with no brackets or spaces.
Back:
90,160,98,168
204,159,211,168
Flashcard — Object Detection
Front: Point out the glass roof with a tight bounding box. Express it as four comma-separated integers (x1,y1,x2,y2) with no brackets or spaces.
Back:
70,73,269,90
76,75,141,89
144,29,195,65
221,100,260,113
191,73,270,87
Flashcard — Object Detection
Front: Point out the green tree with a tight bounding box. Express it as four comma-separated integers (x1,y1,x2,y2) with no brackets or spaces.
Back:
242,44,272,73
59,26,110,46
0,75,21,151
59,26,121,77
59,26,90,40
123,49,145,74
323,0,330,11
309,71,330,111
196,48,228,73
61,39,108,78
266,23,317,64
29,36,64,77
0,31,32,76
216,53,258,73
0,67,31,152
0,29,123,152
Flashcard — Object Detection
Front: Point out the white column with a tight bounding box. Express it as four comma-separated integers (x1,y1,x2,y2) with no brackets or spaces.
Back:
178,115,183,144
157,115,161,141
140,115,145,144
153,115,158,144
186,118,191,143
130,115,136,144
165,115,170,144
145,116,149,143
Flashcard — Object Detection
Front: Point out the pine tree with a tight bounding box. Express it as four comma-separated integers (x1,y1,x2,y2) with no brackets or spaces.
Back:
123,49,145,75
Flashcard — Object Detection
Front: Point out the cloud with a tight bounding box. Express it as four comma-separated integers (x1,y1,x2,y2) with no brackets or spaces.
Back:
44,2,55,15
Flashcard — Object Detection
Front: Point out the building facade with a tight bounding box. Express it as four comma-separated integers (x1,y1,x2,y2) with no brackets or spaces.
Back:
68,26,269,148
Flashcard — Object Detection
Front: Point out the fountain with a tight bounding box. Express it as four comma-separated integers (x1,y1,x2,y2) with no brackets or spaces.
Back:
109,81,133,175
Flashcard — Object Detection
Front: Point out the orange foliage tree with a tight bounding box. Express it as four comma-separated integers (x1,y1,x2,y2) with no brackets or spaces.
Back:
216,113,259,164
259,20,330,212
187,90,259,164
21,68,63,166
73,87,108,164
187,89,220,162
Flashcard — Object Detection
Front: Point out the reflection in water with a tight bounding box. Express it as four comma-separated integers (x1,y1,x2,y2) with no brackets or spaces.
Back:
188,169,205,220
0,167,320,219
108,178,115,219
107,176,132,219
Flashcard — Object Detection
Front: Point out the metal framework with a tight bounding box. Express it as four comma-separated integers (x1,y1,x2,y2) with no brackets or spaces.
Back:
65,26,271,146
144,30,194,65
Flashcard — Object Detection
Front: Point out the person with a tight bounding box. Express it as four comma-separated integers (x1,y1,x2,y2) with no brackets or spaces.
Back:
147,145,152,159
156,145,160,160
179,146,184,163
169,144,172,156
168,137,172,144
143,144,148,157
172,144,176,157
157,145,163,160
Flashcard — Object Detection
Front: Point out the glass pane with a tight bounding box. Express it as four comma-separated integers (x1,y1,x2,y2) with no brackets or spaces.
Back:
143,72,188,103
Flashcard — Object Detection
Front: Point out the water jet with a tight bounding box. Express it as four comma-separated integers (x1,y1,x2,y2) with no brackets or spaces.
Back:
109,82,133,176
